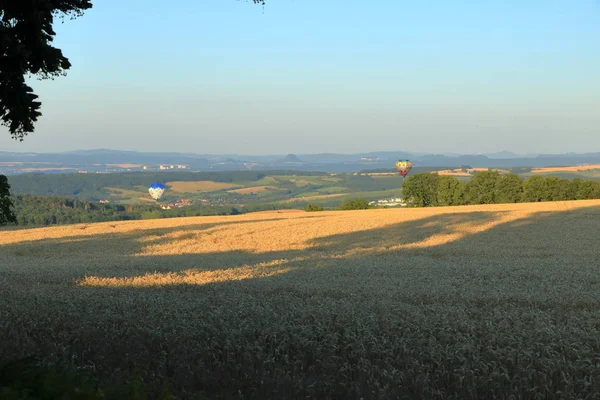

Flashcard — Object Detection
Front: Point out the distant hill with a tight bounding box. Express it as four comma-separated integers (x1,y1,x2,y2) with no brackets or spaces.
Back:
278,154,306,164
2,149,600,175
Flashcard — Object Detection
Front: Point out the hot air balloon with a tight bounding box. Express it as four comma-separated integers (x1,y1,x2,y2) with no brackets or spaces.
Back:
395,160,413,178
148,183,166,201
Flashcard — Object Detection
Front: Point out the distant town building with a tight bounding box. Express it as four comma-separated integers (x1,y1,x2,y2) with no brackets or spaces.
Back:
369,197,406,207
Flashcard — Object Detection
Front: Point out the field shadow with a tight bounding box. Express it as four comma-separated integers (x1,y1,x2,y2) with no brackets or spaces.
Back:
2,204,600,399
3,204,598,286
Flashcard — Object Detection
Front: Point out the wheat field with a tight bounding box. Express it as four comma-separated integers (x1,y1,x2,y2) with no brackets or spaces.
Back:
2,200,600,399
531,164,600,173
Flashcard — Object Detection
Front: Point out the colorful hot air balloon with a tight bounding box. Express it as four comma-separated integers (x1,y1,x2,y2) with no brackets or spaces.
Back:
395,160,413,178
148,183,166,201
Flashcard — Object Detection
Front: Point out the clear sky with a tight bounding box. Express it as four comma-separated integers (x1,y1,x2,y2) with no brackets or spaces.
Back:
1,0,599,155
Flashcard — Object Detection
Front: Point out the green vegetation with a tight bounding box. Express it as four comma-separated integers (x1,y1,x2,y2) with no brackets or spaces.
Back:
338,198,371,210
305,203,324,212
1,1,93,140
7,194,313,227
0,175,16,226
403,172,600,207
0,358,176,400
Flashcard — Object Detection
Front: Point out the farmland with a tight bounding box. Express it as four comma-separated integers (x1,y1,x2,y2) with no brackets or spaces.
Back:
166,180,240,193
531,164,600,174
2,200,600,398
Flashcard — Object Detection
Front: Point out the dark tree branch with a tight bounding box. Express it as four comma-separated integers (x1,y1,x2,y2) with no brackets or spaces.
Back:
0,0,92,140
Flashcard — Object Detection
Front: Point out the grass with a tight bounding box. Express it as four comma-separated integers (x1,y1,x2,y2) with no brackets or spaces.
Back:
105,187,156,203
166,181,240,193
227,186,275,194
2,200,600,399
282,193,346,203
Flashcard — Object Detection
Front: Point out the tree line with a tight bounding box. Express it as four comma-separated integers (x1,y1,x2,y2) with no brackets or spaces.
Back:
402,171,600,207
1,193,299,227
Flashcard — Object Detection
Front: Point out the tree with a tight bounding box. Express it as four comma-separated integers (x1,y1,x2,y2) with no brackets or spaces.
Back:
436,175,465,206
1,1,93,140
338,199,371,210
402,173,440,207
0,175,17,225
522,175,546,202
465,171,501,204
575,180,600,200
2,1,270,140
305,203,324,212
495,173,524,204
542,177,570,201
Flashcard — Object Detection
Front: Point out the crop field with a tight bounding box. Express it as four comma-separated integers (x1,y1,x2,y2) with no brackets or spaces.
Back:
435,168,510,177
531,164,600,173
105,186,156,203
283,193,347,203
228,185,275,194
104,163,144,169
2,200,600,399
166,180,240,193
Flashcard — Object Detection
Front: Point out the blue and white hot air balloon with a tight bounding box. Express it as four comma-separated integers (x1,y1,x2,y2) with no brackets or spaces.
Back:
148,183,166,201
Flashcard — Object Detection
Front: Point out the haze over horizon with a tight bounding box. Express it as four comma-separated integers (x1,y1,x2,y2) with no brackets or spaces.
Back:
1,0,598,156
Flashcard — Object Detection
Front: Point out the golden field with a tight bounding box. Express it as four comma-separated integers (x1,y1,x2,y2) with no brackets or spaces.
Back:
2,200,600,398
435,168,510,177
105,163,144,169
531,164,600,173
166,180,240,193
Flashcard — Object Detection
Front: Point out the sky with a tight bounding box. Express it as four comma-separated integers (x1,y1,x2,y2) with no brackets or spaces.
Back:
1,0,599,155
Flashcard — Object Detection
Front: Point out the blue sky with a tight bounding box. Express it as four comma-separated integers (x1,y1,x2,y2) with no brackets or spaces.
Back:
1,0,599,155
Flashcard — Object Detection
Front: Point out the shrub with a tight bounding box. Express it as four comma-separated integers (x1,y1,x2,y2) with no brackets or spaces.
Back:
338,199,370,210
305,203,324,212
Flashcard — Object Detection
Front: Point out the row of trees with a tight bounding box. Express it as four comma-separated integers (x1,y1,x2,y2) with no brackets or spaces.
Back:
0,175,17,225
402,171,600,207
1,192,302,227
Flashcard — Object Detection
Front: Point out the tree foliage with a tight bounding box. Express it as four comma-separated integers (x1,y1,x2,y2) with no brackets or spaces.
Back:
402,172,600,208
305,203,324,212
338,198,371,210
1,0,93,140
465,170,501,204
0,174,17,225
436,175,466,206
401,173,441,207
1,0,272,140
495,173,524,204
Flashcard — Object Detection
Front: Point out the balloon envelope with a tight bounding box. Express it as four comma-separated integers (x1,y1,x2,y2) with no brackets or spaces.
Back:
395,160,413,177
148,183,166,200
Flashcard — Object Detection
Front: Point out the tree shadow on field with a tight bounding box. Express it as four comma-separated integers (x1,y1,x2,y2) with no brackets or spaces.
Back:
2,203,600,399
0,215,328,280
0,209,507,283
